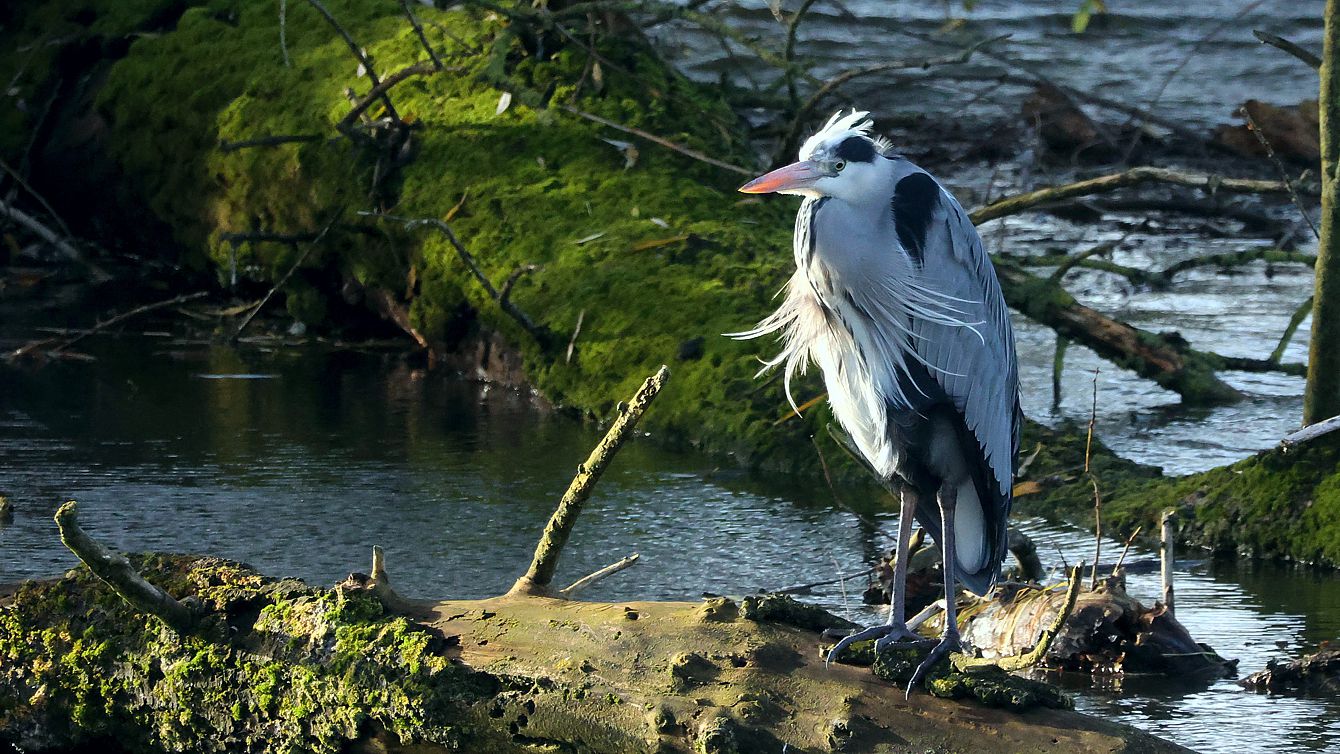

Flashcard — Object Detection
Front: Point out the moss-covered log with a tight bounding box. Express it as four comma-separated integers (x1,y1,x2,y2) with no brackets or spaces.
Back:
0,554,1193,753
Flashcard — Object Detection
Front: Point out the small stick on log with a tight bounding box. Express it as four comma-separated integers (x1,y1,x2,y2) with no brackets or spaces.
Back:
1253,30,1322,70
951,564,1083,673
1111,525,1143,577
1280,413,1340,450
54,501,196,634
558,553,641,598
364,545,423,615
511,366,671,596
1160,511,1176,619
971,166,1313,225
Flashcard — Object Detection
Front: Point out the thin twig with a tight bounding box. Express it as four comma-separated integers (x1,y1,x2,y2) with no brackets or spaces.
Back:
560,105,753,176
772,567,876,596
778,35,1005,163
0,199,102,277
512,366,670,595
558,553,640,598
338,60,453,133
366,213,549,344
1253,30,1322,70
55,501,197,634
1112,525,1142,578
9,291,210,361
1241,105,1320,240
232,223,334,339
399,0,444,69
784,0,822,108
0,156,75,242
304,0,399,122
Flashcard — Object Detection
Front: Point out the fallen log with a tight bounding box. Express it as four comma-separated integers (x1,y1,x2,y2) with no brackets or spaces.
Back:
0,368,1191,754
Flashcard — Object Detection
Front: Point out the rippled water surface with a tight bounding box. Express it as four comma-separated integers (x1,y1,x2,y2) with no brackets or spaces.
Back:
2,345,1338,754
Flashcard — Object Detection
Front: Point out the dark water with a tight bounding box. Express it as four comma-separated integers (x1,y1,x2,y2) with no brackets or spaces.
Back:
2,342,1338,754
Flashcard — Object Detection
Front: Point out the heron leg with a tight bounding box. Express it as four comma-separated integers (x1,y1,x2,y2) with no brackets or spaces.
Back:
906,483,964,696
824,487,924,664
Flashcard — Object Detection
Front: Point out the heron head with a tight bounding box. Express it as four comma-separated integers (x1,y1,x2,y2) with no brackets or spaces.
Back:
739,110,890,203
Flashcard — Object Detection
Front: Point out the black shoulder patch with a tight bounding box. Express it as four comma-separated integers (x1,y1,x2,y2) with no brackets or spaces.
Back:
834,136,877,163
892,172,940,265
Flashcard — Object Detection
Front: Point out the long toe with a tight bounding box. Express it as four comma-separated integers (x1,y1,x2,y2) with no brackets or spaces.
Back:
872,629,934,655
825,624,898,665
904,635,963,697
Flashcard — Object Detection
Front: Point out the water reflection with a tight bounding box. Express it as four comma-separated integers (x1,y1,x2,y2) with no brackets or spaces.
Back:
1,344,1336,753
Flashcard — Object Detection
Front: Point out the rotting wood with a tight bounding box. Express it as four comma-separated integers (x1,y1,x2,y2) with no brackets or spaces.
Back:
53,501,197,634
510,365,671,595
951,565,1083,674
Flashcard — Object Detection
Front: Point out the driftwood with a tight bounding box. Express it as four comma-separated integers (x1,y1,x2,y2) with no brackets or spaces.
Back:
1241,644,1340,695
956,574,1235,678
0,370,1192,754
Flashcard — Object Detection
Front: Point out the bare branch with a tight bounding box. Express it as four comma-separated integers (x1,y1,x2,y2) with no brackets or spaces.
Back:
304,0,399,123
55,501,197,634
0,199,106,280
558,553,641,598
337,61,457,134
399,0,444,69
1240,104,1320,240
8,291,210,362
1280,414,1340,450
560,105,754,176
366,213,549,344
512,366,670,595
1253,30,1322,70
971,167,1313,225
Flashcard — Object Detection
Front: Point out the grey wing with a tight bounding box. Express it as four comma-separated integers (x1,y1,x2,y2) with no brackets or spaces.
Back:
900,173,1021,504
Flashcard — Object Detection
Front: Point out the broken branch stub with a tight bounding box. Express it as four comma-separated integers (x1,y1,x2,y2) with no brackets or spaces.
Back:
54,501,197,634
511,366,670,596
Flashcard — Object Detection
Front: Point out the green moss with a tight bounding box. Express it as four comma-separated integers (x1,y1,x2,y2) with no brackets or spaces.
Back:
0,555,503,753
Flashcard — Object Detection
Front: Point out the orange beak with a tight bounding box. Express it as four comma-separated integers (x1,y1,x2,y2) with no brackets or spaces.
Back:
738,160,823,194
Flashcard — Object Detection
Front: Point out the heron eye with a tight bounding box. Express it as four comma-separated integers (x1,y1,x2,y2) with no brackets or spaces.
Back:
834,161,846,172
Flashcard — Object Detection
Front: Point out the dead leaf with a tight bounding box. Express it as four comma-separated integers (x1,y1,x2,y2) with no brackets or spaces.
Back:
496,91,513,115
573,232,606,245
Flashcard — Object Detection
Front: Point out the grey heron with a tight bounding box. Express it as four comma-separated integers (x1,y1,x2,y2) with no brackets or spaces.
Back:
733,110,1021,689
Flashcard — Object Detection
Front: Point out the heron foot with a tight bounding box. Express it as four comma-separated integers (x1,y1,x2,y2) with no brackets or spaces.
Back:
824,623,924,665
905,632,963,698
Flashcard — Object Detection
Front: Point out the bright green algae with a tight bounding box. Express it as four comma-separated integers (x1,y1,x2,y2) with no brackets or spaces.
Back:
0,555,504,752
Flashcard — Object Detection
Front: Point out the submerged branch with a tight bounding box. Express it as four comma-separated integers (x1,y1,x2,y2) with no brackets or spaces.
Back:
512,366,670,595
8,291,210,362
54,502,197,634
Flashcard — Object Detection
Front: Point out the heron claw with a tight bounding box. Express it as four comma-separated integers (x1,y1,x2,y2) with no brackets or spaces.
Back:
905,633,962,698
824,623,923,665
